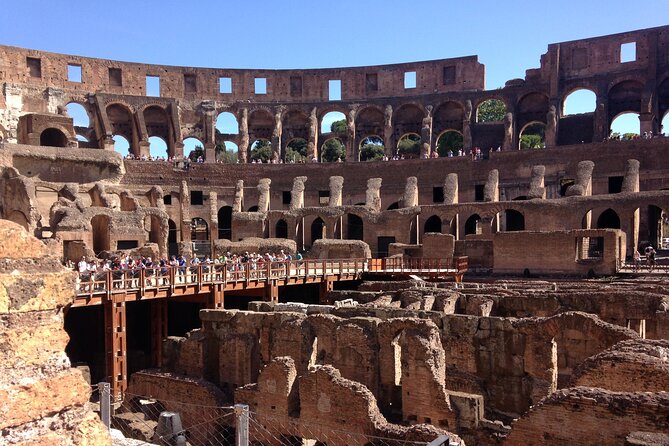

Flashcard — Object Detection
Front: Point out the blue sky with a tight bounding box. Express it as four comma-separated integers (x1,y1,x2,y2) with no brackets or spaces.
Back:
5,0,668,153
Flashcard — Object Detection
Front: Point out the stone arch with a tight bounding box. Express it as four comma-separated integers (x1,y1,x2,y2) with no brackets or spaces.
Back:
355,106,385,141
504,209,525,231
40,128,68,147
113,135,131,157
393,103,425,137
106,103,135,153
248,108,274,141
516,92,549,131
218,206,232,240
610,112,640,137
310,217,326,246
475,98,507,123
358,135,385,161
396,133,421,158
608,79,644,123
215,111,239,135
424,215,442,233
464,213,481,235
519,121,546,149
319,137,345,163
346,213,364,240
562,88,597,115
183,136,204,160
435,129,464,156
658,77,669,134
148,136,168,159
285,137,308,163
432,100,464,133
320,110,346,134
191,217,209,241
596,208,621,229
143,106,171,155
250,139,272,163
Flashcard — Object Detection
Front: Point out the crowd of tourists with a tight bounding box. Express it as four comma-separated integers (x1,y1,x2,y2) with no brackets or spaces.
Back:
71,250,305,290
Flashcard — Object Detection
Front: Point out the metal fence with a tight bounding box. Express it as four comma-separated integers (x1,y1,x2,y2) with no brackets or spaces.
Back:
97,383,460,446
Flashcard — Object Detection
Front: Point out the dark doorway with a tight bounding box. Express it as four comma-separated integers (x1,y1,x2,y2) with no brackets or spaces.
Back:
464,214,481,235
311,218,325,246
40,128,68,147
596,208,620,229
218,206,232,240
505,210,525,231
347,214,364,240
276,219,288,238
377,236,396,258
424,215,442,233
168,219,178,256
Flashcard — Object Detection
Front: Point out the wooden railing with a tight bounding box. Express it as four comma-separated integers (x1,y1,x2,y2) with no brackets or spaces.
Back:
371,256,468,273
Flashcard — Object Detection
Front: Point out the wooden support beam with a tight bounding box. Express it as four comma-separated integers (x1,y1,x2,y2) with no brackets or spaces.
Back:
104,296,127,398
263,282,279,303
319,279,334,304
207,283,225,309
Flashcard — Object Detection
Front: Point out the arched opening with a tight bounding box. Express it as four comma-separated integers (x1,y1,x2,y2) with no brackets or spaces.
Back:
596,208,621,229
662,111,669,136
646,205,666,249
436,130,463,157
275,219,288,239
143,106,170,156
66,102,90,130
168,219,178,256
392,332,403,386
40,128,68,147
218,206,232,240
148,136,168,159
359,136,384,161
387,202,400,211
191,218,209,241
464,214,481,236
393,104,424,141
610,112,640,139
608,80,643,125
282,110,309,160
320,111,346,134
519,122,546,149
409,217,418,244
215,111,239,135
397,133,421,158
356,106,385,153
91,215,111,254
504,210,525,231
145,215,162,245
106,103,134,154
285,138,307,163
183,137,204,161
76,135,89,143
247,205,259,212
476,99,506,123
563,89,596,115
347,214,364,240
320,138,345,162
250,139,271,162
113,135,130,157
310,217,325,245
217,141,239,163
424,215,442,233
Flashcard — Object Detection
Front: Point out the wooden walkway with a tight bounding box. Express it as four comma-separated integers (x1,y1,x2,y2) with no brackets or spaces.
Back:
70,256,467,397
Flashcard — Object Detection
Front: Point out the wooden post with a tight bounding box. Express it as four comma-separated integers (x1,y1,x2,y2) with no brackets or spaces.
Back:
263,282,279,302
319,279,334,304
208,283,225,309
104,295,127,398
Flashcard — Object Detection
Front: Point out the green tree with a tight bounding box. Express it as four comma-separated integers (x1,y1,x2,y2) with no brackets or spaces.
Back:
359,136,385,161
286,138,307,162
188,145,205,161
476,99,506,123
251,139,272,162
437,131,464,156
213,140,238,163
397,134,421,158
321,139,345,162
520,123,545,149
330,119,347,134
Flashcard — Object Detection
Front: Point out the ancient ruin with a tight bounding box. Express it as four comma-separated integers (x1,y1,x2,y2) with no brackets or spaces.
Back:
1,25,669,445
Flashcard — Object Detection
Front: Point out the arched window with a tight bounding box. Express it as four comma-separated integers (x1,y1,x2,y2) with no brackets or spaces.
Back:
40,128,68,147
504,210,525,231
596,208,620,229
436,130,463,157
610,113,640,139
424,215,442,233
464,214,481,235
347,214,364,240
113,135,130,157
321,111,346,134
311,218,325,245
359,136,384,161
320,138,345,162
148,136,168,159
519,122,546,149
215,112,239,134
183,137,204,161
66,102,90,127
562,89,596,115
275,219,288,239
397,133,421,158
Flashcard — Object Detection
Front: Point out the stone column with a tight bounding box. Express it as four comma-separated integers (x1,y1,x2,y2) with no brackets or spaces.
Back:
421,105,433,158
257,178,272,213
545,105,557,148
209,191,218,243
383,105,394,157
484,170,499,202
462,101,472,151
366,178,383,212
271,107,284,162
290,176,307,211
402,177,419,207
528,165,546,199
233,180,244,212
180,180,191,243
444,173,459,205
307,107,318,162
502,112,514,151
622,159,640,193
238,108,249,163
346,108,356,161
594,94,609,141
328,176,344,207
201,101,216,163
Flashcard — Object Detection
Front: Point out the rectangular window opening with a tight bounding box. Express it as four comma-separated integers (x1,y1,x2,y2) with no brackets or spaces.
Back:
190,190,204,206
433,186,444,203
117,240,139,250
328,80,341,101
577,237,604,260
184,73,197,93
318,190,330,206
608,176,624,194
366,73,378,92
219,77,232,94
404,71,417,89
255,77,267,94
67,64,82,83
442,66,456,85
163,195,172,205
475,184,485,202
27,57,41,78
146,75,160,97
620,42,636,63
109,67,122,86
282,191,291,205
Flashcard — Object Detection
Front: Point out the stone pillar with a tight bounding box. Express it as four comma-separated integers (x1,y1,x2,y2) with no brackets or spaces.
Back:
209,191,218,242
239,108,249,163
528,165,546,199
366,178,382,212
383,105,394,157
622,159,640,193
257,178,272,213
307,107,318,162
502,112,514,151
271,107,284,162
180,180,191,243
328,176,344,207
444,173,459,205
421,105,433,158
402,177,419,207
565,160,594,197
484,170,499,202
545,105,557,148
201,100,216,163
463,101,473,151
233,180,244,212
346,108,357,161
290,176,307,211
594,94,609,141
